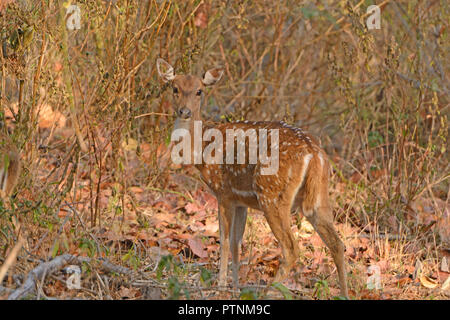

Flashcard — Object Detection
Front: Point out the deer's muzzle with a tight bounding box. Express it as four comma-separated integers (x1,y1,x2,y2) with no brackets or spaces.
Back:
178,107,192,120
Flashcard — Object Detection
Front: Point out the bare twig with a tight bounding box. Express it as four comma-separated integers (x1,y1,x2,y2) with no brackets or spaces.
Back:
0,237,25,284
7,254,134,300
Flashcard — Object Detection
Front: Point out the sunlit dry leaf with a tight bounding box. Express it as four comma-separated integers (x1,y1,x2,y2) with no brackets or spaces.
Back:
419,275,438,289
129,186,144,194
371,168,386,180
262,236,273,246
350,171,362,184
185,201,204,214
260,248,281,262
152,201,173,212
194,3,210,28
53,60,63,72
300,219,314,234
360,289,381,300
37,103,67,129
395,275,412,286
310,234,323,247
202,218,219,237
58,209,69,218
121,138,138,152
189,221,205,232
118,286,139,299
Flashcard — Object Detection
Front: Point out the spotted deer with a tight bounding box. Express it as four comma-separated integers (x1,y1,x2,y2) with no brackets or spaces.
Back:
0,134,21,199
156,58,348,297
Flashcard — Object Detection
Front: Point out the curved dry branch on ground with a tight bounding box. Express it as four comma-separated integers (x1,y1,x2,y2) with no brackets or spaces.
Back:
7,254,133,300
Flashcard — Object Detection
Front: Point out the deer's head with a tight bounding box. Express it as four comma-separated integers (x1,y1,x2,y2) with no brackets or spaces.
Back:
156,58,223,129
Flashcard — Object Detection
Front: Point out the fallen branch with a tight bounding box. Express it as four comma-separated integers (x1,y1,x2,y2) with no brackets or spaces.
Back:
8,254,74,300
77,257,134,276
7,254,133,300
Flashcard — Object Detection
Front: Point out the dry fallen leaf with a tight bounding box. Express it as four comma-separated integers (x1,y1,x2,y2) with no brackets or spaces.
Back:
38,103,67,129
202,218,219,237
187,237,208,258
194,3,210,28
185,201,205,215
419,275,439,289
121,138,138,151
118,286,139,299
395,275,412,286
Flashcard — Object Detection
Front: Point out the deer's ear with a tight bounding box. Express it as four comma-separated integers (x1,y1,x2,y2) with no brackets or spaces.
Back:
202,68,223,86
156,58,175,82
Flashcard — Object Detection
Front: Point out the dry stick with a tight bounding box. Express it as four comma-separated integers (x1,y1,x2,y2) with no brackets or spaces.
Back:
224,88,245,112
64,201,104,254
0,238,25,285
57,2,88,153
30,16,47,131
7,254,134,300
36,265,49,300
8,254,73,300
134,112,172,119
77,256,134,276
0,41,5,122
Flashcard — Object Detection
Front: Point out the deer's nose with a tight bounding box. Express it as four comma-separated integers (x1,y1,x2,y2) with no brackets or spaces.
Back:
178,107,192,119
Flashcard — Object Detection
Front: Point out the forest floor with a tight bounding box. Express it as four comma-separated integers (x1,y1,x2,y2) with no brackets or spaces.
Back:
2,138,448,300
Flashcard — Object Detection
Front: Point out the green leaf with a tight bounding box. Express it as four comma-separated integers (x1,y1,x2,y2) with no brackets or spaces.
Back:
3,154,10,171
51,241,59,258
368,131,384,148
333,295,349,300
156,254,173,280
301,7,320,19
271,282,293,300
168,276,181,299
240,288,258,300
200,267,212,286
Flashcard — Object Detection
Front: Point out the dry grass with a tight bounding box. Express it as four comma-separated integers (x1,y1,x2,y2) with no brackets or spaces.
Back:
0,0,448,300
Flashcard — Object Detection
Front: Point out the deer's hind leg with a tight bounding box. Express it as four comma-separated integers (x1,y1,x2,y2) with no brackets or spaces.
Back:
302,164,348,297
262,201,299,284
230,205,247,287
305,205,348,297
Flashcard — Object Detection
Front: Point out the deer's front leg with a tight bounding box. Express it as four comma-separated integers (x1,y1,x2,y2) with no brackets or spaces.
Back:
217,201,233,286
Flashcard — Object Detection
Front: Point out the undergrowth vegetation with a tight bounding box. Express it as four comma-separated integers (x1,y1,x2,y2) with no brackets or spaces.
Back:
0,0,448,300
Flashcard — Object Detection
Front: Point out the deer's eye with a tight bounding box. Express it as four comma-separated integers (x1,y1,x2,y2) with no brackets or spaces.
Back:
196,89,203,96
173,87,179,94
